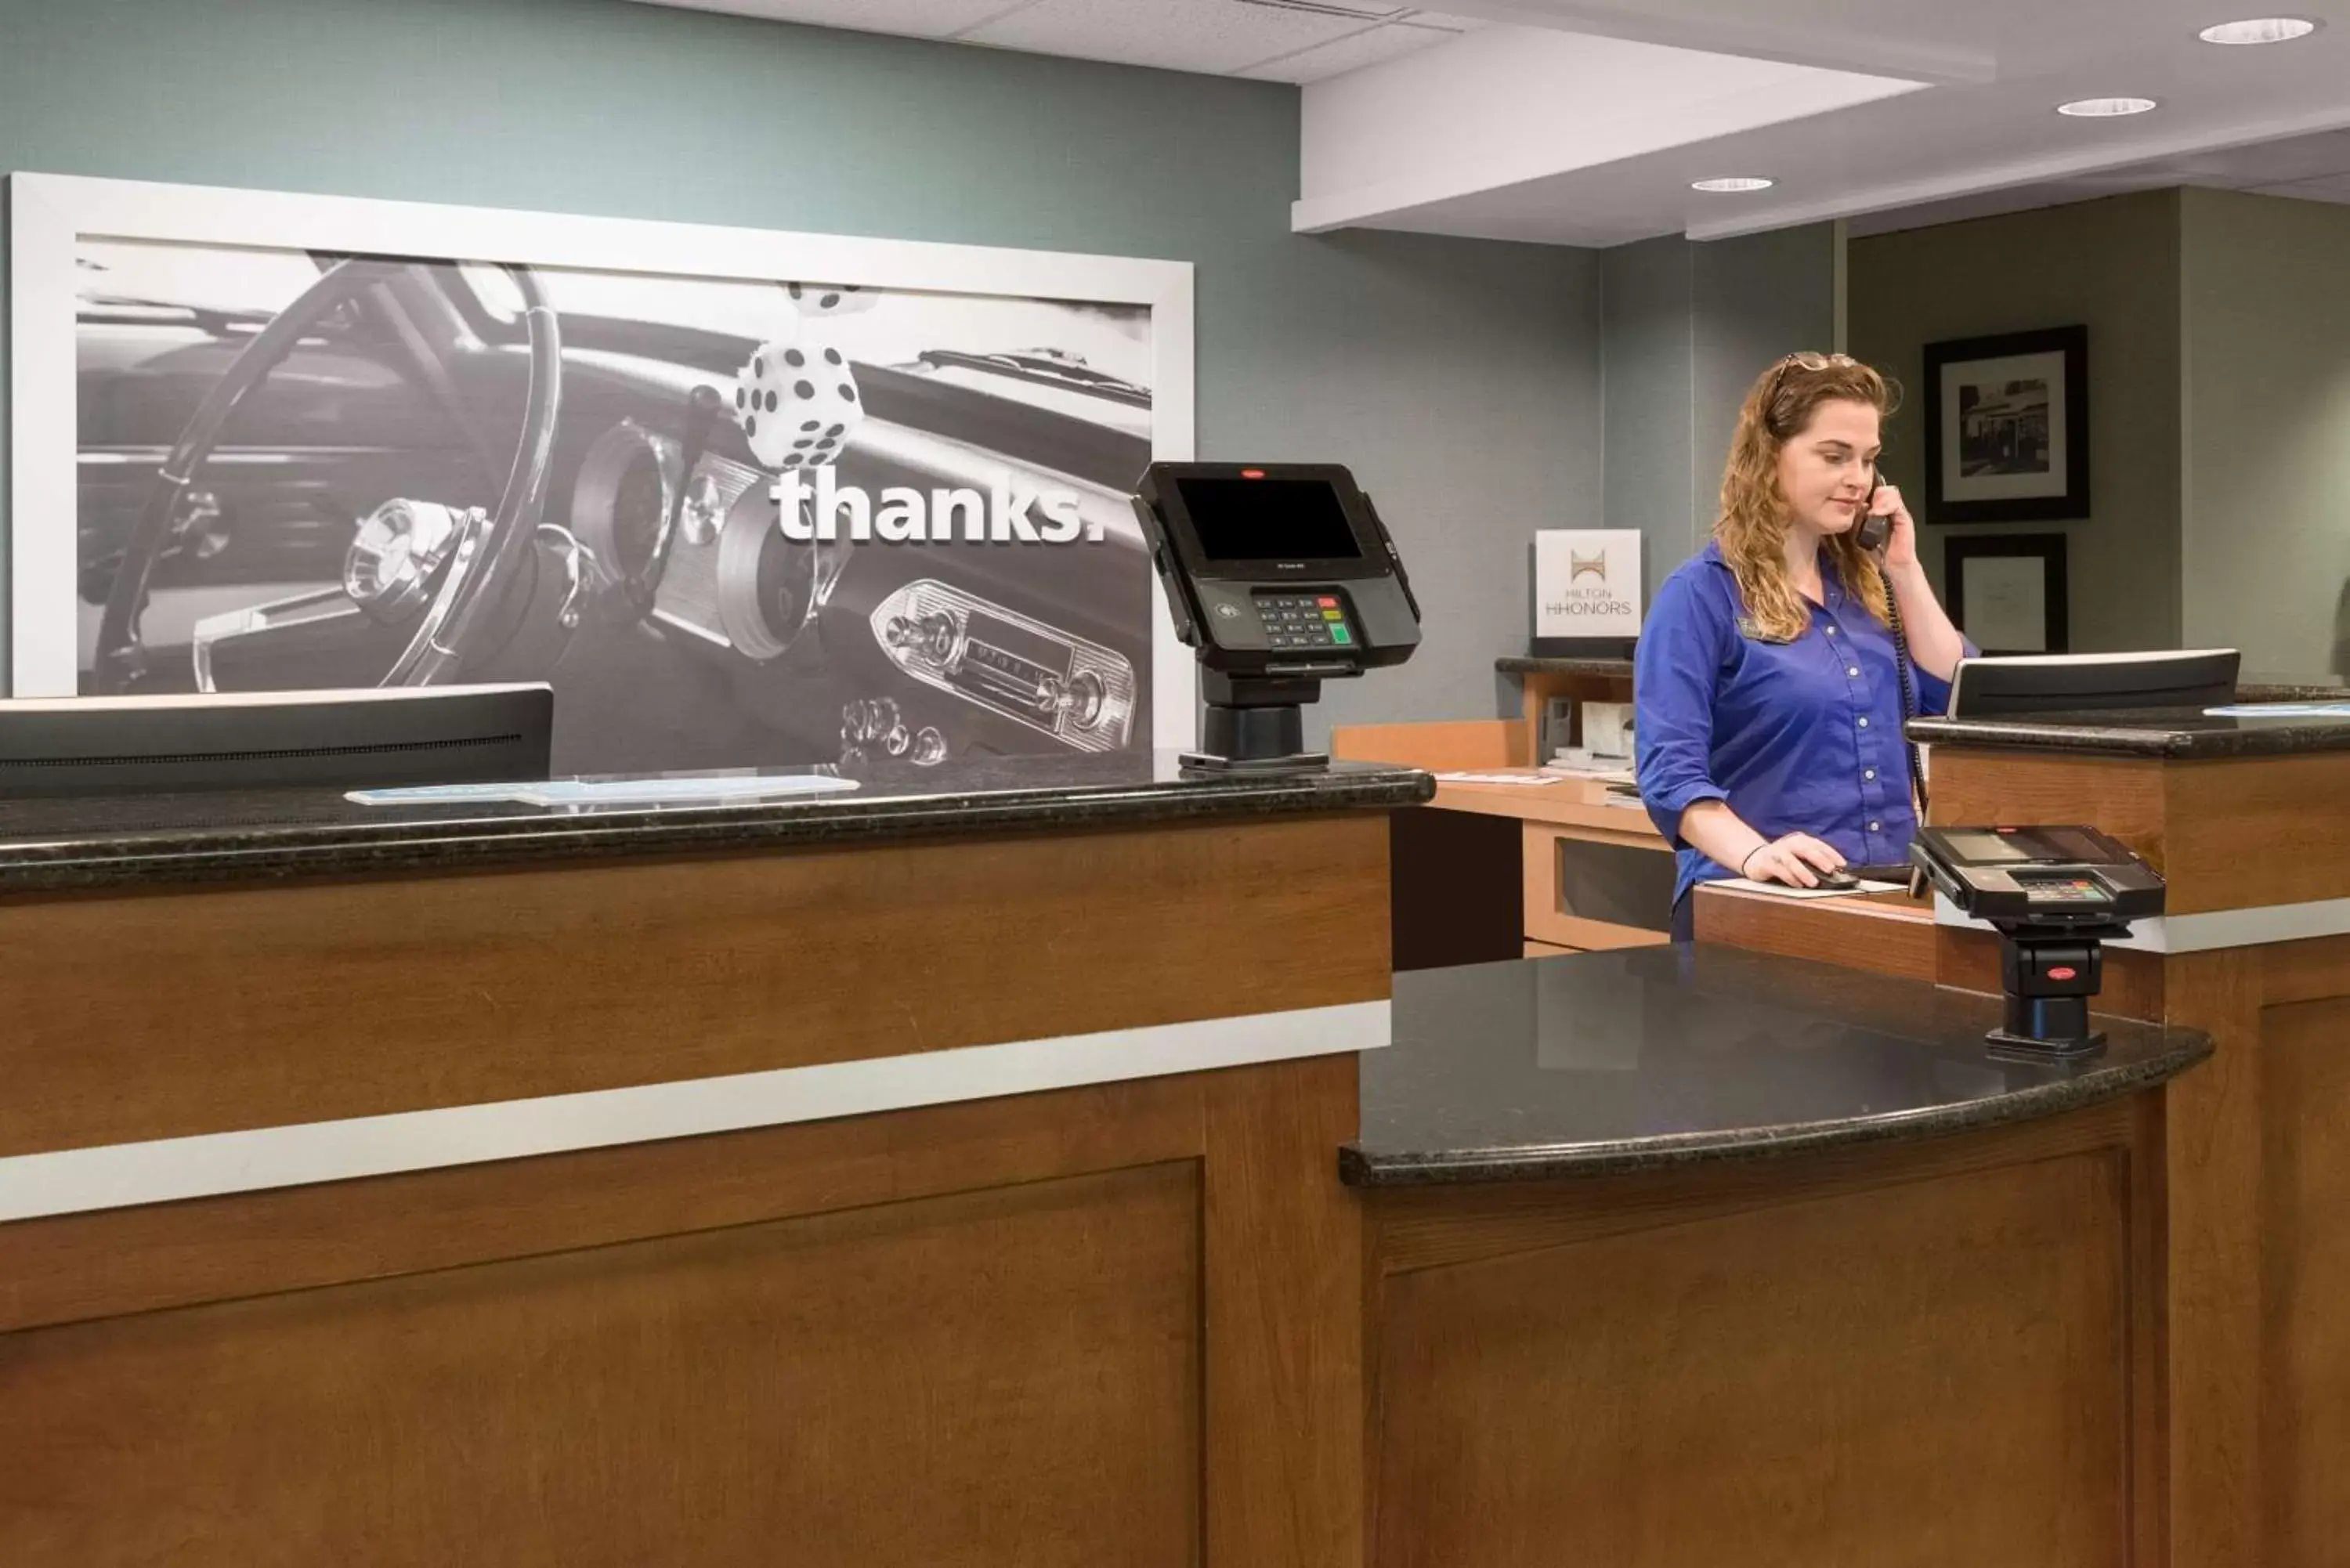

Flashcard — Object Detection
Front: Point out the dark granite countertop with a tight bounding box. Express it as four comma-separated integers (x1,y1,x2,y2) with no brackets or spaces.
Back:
1342,945,2208,1186
1909,703,2350,760
0,750,1433,895
2237,681,2348,703
1499,663,2335,702
1495,656,1636,678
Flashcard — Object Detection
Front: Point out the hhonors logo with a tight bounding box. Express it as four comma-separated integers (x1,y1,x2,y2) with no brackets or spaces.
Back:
1542,544,1635,621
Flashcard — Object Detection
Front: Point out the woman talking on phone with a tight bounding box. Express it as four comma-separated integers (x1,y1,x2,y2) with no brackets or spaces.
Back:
1636,352,1973,942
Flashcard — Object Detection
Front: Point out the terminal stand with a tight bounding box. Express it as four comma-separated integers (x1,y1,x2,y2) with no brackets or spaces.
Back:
1183,670,1331,774
1985,919,2134,1061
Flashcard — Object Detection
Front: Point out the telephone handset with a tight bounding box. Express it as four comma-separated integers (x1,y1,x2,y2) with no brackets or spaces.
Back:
1855,473,1893,554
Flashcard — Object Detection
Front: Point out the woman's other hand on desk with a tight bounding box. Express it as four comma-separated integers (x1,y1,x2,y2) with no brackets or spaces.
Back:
1739,833,1847,889
1674,800,1845,891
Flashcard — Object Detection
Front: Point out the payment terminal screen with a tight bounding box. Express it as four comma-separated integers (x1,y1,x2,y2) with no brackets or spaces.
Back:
1941,829,2031,864
1177,478,1363,561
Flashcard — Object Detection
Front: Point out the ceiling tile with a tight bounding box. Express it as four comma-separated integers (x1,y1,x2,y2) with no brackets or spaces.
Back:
638,0,1031,38
1240,21,1467,82
962,0,1375,76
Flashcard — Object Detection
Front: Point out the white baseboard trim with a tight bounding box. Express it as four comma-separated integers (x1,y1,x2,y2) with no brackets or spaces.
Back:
1933,893,2350,955
0,999,1390,1223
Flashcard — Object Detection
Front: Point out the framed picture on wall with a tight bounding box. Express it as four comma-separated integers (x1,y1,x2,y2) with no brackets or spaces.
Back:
1922,325,2089,524
1944,533,2069,654
7,172,1197,773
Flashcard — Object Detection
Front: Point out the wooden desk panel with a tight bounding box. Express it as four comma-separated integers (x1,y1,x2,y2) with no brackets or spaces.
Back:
0,800,1385,1568
2266,993,2350,1562
0,814,1389,1158
1928,750,2167,867
2158,945,2350,1568
1693,884,1936,982
0,1054,1365,1568
2,1163,1203,1568
1332,720,1528,771
2165,753,2350,913
1367,1098,2161,1568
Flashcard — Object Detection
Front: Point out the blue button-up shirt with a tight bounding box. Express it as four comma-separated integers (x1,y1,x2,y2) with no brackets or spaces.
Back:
1635,541,1965,904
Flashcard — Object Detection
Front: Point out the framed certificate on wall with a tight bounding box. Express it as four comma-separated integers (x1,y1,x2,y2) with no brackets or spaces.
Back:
1945,533,2069,655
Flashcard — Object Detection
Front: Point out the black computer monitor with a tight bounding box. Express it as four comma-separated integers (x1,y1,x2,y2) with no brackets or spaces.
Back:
0,685,554,797
1947,650,2240,718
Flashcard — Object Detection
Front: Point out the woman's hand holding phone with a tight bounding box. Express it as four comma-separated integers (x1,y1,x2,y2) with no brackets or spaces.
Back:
1739,833,1847,889
1860,479,1919,573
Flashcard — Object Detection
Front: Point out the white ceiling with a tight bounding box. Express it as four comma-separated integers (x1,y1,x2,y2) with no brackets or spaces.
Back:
1314,0,2350,244
640,0,1491,82
631,0,2350,247
1844,126,2350,236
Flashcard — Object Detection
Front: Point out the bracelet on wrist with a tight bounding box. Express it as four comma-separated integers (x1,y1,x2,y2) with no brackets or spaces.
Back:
1740,844,1764,876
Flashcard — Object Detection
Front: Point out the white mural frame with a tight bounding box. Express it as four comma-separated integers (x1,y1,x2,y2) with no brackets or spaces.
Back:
6,172,1198,746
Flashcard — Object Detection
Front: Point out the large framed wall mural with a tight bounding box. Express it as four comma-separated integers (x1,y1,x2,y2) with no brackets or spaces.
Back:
8,174,1195,774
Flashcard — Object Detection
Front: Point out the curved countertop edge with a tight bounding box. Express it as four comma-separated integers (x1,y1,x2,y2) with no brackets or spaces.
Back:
1907,712,2350,760
0,768,1437,896
1496,659,2337,703
1338,1031,2211,1187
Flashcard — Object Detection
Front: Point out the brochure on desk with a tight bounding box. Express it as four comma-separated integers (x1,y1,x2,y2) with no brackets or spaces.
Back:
8,173,1198,775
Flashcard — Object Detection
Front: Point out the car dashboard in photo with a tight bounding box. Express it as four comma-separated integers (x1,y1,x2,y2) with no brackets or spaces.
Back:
70,254,1154,776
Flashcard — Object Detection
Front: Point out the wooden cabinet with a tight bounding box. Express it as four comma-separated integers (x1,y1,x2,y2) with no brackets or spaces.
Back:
1335,718,1673,967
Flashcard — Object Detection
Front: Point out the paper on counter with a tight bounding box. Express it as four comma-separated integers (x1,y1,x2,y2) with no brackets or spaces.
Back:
1539,751,1636,783
1434,771,1574,785
1710,876,1905,899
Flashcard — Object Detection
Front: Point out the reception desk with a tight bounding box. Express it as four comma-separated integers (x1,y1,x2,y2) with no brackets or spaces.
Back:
1352,946,2206,1567
1700,703,2350,1568
0,736,2250,1565
0,754,1428,1566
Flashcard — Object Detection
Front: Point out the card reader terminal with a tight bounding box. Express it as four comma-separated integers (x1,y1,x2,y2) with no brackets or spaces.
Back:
1911,825,2167,1060
1132,463,1420,680
1131,463,1423,771
1912,826,2165,926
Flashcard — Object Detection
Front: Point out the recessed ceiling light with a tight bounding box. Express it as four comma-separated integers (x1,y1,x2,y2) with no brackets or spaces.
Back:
2056,96,2160,117
2198,16,2320,44
1690,177,1774,193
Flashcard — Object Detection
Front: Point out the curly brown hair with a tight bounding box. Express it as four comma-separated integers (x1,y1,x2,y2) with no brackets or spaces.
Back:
1716,352,1900,642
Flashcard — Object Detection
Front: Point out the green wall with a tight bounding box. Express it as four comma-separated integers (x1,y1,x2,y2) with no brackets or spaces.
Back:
1849,191,2185,653
0,0,1604,731
1601,223,1839,600
2180,187,2350,679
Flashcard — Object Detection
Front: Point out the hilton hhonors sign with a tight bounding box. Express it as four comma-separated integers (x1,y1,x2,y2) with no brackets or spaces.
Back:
1532,529,1643,653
